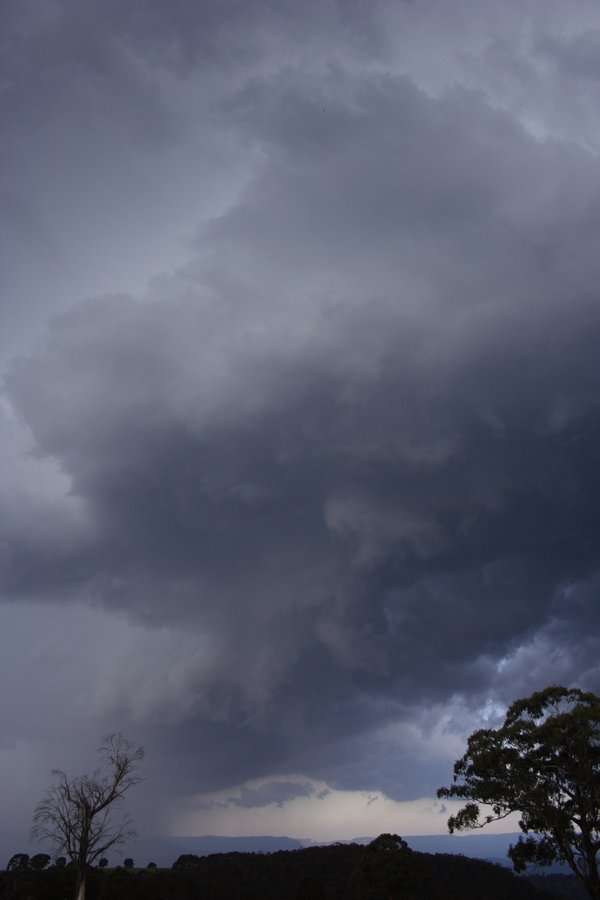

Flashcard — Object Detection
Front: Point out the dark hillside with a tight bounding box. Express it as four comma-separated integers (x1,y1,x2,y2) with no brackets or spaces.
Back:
0,841,557,900
526,873,588,899
415,853,552,900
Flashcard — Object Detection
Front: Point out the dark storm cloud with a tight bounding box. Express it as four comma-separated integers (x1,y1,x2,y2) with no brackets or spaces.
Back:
0,0,385,365
4,0,600,804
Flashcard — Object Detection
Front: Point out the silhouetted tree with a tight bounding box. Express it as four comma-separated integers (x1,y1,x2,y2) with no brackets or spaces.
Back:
438,686,600,899
6,853,29,871
31,733,144,900
353,834,421,899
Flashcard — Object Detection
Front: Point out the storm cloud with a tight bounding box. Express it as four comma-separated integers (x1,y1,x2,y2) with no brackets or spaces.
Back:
3,0,600,846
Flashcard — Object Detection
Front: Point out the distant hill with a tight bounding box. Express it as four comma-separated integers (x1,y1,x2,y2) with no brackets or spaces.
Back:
134,830,520,864
1,840,561,899
131,833,306,866
166,844,557,899
404,831,518,862
402,833,572,874
15,828,573,874
131,830,561,870
173,834,305,854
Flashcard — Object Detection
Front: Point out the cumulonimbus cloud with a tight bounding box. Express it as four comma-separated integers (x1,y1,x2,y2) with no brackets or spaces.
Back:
4,0,600,803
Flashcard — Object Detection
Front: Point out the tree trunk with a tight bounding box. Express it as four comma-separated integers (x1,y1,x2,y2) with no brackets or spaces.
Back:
75,867,86,900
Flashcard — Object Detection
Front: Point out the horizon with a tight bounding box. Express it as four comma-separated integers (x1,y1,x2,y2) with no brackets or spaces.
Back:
2,827,525,871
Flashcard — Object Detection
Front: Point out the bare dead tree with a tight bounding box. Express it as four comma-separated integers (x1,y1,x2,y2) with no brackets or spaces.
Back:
32,733,144,900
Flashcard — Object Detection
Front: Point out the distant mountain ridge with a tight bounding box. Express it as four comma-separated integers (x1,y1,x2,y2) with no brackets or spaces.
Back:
172,834,305,854
130,831,523,868
131,834,306,866
405,832,517,861
3,828,552,871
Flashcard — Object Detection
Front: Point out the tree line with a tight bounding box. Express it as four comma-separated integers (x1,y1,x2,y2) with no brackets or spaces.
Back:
0,837,566,900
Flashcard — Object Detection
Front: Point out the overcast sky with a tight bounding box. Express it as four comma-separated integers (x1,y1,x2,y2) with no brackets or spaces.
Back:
3,0,600,859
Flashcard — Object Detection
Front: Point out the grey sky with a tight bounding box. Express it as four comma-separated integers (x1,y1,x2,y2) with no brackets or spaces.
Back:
3,0,600,857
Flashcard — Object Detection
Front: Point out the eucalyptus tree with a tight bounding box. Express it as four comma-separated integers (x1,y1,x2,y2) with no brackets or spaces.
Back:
438,686,600,899
32,733,144,900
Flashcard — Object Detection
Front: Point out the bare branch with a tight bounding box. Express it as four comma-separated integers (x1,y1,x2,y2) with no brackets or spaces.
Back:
31,734,143,900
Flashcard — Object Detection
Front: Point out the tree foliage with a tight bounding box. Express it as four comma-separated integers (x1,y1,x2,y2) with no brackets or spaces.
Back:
437,685,600,899
352,834,421,899
7,853,30,871
31,733,144,900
